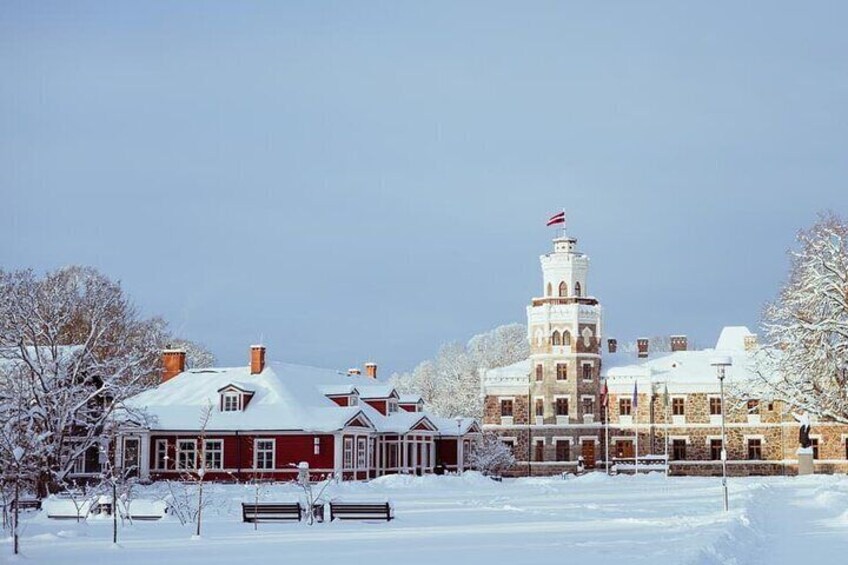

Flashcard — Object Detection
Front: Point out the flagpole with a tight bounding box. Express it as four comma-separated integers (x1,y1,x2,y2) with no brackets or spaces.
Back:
605,382,610,476
634,381,639,476
664,383,670,478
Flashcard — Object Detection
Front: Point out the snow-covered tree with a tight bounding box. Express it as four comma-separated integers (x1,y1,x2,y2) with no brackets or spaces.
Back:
391,324,529,419
467,432,516,477
0,266,208,496
166,337,216,369
754,212,848,423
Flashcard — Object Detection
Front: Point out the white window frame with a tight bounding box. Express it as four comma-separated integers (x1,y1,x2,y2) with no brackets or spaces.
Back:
388,398,399,414
204,439,223,470
356,437,367,469
343,437,353,469
314,437,321,455
350,394,359,407
581,395,596,415
254,438,275,470
222,392,240,412
154,439,168,470
177,439,197,471
581,361,593,381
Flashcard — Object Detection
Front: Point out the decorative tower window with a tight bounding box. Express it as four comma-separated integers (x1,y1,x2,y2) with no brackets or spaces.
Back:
556,363,567,381
558,281,567,297
574,282,582,297
535,364,543,381
581,327,593,348
551,331,561,346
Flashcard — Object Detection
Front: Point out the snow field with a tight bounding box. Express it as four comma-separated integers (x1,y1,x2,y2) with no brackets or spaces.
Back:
4,473,848,565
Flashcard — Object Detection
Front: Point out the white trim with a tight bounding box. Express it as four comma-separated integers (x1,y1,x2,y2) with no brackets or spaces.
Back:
254,438,276,470
203,439,224,470
176,438,197,471
743,434,765,442
578,436,600,444
668,435,690,444
154,438,168,470
532,436,546,444
552,436,573,444
705,435,722,446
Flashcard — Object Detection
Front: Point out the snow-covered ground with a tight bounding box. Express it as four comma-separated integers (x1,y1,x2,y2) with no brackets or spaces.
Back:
4,473,848,564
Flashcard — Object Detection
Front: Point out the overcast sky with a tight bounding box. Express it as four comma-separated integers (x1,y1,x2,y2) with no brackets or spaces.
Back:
2,2,847,373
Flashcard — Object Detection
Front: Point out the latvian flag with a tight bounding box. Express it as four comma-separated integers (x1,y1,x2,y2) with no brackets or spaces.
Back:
601,379,609,408
546,211,565,227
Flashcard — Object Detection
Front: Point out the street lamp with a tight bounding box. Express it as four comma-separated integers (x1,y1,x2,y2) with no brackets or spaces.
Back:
711,356,733,512
455,417,463,473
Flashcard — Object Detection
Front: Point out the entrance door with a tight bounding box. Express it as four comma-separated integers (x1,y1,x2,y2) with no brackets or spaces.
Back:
123,437,140,477
581,440,596,469
615,440,634,459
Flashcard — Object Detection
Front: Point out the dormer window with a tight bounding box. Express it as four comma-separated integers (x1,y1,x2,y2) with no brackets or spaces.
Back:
388,398,399,414
223,392,240,412
350,394,359,406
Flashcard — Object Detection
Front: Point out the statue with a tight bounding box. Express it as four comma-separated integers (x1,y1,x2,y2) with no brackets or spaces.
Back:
793,411,812,448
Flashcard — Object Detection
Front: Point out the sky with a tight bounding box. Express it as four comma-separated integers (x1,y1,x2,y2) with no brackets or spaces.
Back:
2,2,847,374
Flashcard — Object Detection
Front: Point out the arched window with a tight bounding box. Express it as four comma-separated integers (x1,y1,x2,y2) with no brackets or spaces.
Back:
562,331,572,345
546,282,552,297
574,282,582,297
551,330,561,346
558,282,567,297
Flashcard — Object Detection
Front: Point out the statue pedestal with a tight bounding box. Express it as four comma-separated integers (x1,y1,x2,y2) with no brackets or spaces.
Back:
797,447,814,475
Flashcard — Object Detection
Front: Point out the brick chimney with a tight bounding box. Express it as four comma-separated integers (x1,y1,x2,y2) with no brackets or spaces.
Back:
744,334,758,352
670,335,688,352
364,362,377,379
637,338,649,359
347,368,362,376
607,338,617,354
162,349,186,382
250,345,266,374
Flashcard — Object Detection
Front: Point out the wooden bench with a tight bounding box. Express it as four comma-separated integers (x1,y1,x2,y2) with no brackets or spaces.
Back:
242,502,302,523
10,499,42,512
329,501,393,522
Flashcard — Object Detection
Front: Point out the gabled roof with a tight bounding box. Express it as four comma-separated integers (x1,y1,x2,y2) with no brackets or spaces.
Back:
358,386,399,400
216,382,256,394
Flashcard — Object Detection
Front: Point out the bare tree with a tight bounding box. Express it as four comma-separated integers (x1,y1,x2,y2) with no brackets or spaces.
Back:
754,212,848,423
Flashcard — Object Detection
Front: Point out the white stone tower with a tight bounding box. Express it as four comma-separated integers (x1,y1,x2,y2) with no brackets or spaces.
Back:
527,234,603,463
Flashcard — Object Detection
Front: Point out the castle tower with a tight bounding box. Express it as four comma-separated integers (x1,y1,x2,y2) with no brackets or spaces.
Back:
527,235,603,465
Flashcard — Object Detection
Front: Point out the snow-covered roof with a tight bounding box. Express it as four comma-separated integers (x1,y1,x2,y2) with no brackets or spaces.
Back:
603,326,767,393
123,360,471,435
398,394,423,404
482,359,531,394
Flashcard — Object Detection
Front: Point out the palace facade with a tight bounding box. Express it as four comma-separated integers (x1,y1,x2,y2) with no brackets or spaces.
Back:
482,234,848,476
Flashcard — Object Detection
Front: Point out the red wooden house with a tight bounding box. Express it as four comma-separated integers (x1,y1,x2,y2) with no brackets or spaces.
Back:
116,346,479,481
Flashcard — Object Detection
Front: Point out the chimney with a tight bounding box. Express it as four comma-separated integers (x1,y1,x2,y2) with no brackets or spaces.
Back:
364,362,377,379
250,345,266,374
347,368,362,376
607,338,617,354
744,334,758,352
670,335,688,352
637,338,649,359
162,349,186,382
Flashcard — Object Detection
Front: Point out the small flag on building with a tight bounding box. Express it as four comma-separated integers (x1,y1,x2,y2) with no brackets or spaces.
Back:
663,383,669,408
601,379,609,408
632,381,638,409
546,211,565,226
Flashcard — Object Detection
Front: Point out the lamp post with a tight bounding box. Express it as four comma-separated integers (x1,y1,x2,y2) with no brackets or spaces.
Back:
711,356,732,512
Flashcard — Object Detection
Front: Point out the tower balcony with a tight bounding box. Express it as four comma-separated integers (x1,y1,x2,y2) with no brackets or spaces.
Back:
531,296,599,307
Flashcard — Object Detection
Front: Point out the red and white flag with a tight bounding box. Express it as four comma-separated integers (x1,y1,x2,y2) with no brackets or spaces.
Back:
601,379,609,408
546,211,565,227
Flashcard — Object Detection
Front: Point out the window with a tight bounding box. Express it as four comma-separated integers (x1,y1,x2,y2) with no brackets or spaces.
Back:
747,399,759,414
582,397,594,416
582,363,592,381
534,440,544,461
314,437,321,455
204,439,223,470
811,438,819,460
710,439,723,461
551,331,561,346
555,397,569,416
357,437,367,469
535,398,544,417
767,402,775,411
500,399,514,417
546,282,552,297
255,439,275,470
672,439,686,461
555,441,570,461
154,439,168,470
672,397,685,416
388,399,399,413
574,282,582,297
709,397,722,416
350,394,359,406
343,437,353,468
222,392,240,412
619,398,632,416
501,439,515,454
562,331,571,345
535,364,543,381
177,439,197,470
558,281,567,297
747,439,762,460
556,363,567,381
